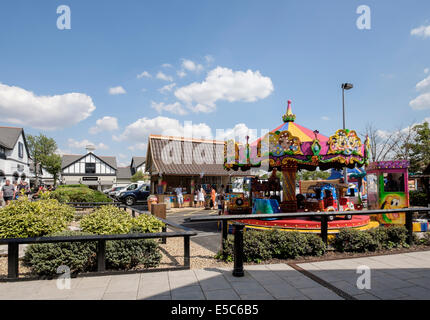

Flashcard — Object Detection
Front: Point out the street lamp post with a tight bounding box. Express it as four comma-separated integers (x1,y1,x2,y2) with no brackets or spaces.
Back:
341,83,353,185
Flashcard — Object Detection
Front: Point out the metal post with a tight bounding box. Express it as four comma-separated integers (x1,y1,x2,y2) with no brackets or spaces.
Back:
97,240,106,272
320,215,328,245
132,209,135,218
405,211,413,245
184,235,190,268
233,224,245,277
7,243,19,279
161,226,167,244
221,220,228,255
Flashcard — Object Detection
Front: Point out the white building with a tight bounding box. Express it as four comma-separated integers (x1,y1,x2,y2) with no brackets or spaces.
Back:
130,157,146,175
60,147,118,191
0,127,31,185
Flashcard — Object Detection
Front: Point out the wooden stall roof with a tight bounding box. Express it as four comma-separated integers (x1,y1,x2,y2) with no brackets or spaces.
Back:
145,135,251,177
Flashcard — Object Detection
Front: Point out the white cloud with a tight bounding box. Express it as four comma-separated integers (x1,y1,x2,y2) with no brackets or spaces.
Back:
411,25,430,38
128,143,148,152
118,153,127,159
109,86,126,95
181,59,204,72
56,148,72,156
416,75,430,92
174,67,274,113
151,101,187,115
156,72,173,82
137,71,151,79
177,70,187,78
0,83,95,130
205,55,214,64
68,138,109,150
410,92,430,110
321,116,330,121
162,63,172,68
89,116,119,134
113,116,213,143
158,83,177,94
410,75,430,110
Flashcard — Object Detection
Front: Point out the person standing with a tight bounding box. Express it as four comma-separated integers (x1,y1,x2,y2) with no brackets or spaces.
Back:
2,180,15,206
175,185,184,208
198,185,205,208
210,185,217,210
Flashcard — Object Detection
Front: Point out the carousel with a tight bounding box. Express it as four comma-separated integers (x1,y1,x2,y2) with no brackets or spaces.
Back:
224,100,379,234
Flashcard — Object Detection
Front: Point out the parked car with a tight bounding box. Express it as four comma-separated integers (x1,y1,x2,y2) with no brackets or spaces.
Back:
108,186,123,197
114,182,145,199
118,184,151,206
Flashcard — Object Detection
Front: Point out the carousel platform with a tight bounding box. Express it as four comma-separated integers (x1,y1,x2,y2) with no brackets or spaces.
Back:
228,215,379,235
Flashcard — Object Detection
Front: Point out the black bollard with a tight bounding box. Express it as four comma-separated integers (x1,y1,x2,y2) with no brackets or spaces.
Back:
232,224,245,277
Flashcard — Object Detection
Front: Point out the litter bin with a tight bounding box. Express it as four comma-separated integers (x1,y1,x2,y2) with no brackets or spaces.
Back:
147,195,158,212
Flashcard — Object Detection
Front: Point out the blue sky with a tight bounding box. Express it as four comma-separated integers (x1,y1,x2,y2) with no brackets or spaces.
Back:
0,0,429,166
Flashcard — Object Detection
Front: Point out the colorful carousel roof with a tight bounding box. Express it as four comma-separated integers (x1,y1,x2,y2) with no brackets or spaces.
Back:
225,100,371,172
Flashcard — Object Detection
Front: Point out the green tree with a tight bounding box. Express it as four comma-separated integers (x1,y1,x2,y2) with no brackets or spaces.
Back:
296,170,331,181
42,154,62,187
131,171,145,182
27,134,59,186
407,121,430,173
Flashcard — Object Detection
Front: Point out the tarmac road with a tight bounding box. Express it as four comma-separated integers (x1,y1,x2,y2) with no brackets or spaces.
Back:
132,205,222,253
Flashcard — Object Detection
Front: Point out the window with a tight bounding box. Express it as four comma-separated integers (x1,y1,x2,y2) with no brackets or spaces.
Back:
18,142,23,158
383,173,405,192
0,146,5,159
85,163,96,174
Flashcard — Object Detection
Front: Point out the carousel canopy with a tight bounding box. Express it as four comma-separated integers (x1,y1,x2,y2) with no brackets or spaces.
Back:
225,100,370,172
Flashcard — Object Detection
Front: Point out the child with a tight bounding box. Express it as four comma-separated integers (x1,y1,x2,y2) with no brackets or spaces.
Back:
194,189,198,208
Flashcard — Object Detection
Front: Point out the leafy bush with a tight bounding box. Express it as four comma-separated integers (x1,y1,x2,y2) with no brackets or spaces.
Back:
80,205,132,235
23,231,162,276
106,238,162,270
409,191,428,207
80,206,165,235
50,187,112,203
334,229,378,253
421,233,430,246
22,231,97,277
242,230,272,263
386,226,408,248
57,184,87,188
216,229,326,263
0,198,74,239
131,214,165,233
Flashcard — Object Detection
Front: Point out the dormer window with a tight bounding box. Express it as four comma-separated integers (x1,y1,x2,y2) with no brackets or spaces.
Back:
18,142,24,158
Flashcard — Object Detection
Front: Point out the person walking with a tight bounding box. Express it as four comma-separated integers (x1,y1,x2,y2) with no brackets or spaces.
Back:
198,185,205,208
175,185,184,208
1,180,15,206
210,185,217,210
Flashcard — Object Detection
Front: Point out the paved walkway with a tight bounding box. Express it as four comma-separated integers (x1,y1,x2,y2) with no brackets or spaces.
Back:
1,251,429,300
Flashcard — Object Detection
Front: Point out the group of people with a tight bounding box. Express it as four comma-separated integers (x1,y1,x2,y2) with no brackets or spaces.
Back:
0,179,30,206
174,184,226,214
0,179,54,207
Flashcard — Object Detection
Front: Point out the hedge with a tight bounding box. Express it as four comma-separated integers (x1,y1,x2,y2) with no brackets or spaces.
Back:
23,230,162,276
334,226,409,252
0,198,74,239
80,205,165,235
50,186,112,203
216,229,326,263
